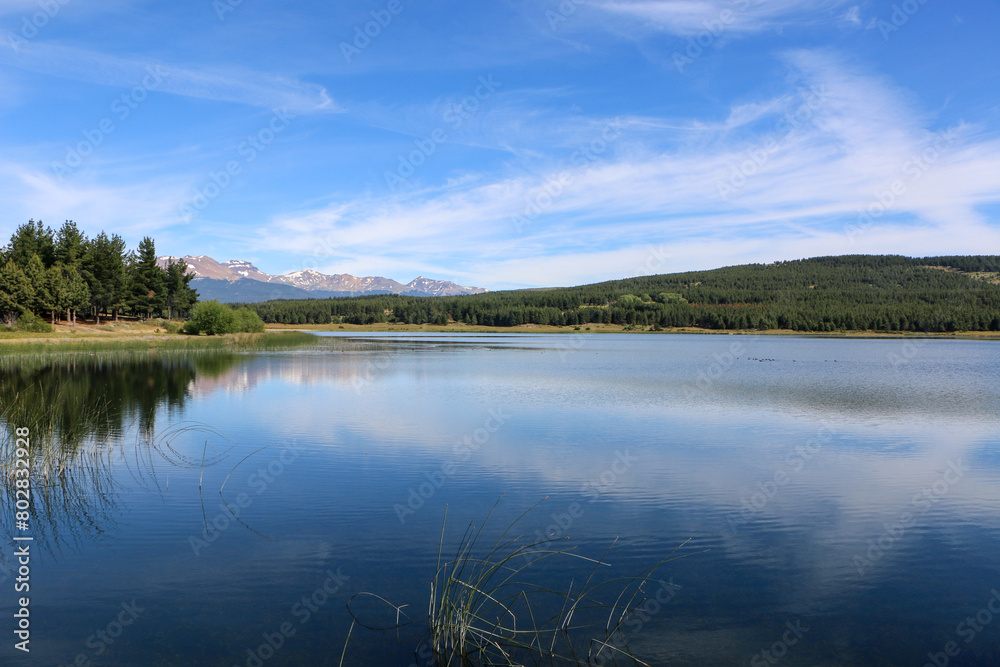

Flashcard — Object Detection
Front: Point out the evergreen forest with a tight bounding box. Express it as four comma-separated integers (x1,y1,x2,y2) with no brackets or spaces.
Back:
241,255,1000,333
0,220,198,328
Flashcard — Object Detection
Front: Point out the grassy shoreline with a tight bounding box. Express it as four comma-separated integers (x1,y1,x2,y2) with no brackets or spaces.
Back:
0,321,318,353
1,320,998,350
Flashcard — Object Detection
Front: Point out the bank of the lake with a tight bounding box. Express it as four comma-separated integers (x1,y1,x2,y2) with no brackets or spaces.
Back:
0,322,318,353
2,320,998,354
263,321,1000,339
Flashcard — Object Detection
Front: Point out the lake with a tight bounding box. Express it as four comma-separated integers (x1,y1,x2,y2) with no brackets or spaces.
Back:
2,333,999,666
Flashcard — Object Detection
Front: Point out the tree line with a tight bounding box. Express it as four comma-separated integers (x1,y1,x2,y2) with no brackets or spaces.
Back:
0,220,198,328
240,255,1000,333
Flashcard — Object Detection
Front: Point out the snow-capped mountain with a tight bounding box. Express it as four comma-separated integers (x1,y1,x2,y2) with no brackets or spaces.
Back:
157,256,487,301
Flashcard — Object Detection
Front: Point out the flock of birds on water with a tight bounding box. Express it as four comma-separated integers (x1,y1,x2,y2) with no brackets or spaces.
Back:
740,357,838,362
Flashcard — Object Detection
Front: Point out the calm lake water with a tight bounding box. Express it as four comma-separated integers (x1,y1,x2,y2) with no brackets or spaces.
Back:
2,333,999,666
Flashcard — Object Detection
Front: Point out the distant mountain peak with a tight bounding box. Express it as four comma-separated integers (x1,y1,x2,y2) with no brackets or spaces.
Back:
156,255,487,302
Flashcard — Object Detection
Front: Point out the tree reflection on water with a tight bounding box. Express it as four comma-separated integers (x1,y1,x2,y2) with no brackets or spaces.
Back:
0,351,241,562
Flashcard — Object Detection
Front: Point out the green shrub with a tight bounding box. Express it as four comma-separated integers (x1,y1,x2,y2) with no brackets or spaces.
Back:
184,301,235,335
183,301,265,335
656,292,687,304
232,308,265,333
16,311,53,333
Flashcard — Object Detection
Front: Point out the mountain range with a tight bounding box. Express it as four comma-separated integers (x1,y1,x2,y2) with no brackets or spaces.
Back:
157,255,487,303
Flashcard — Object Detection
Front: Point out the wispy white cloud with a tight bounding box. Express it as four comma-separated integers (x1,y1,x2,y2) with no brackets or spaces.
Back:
255,51,1000,287
591,0,850,36
0,160,189,240
0,40,338,114
3,42,996,288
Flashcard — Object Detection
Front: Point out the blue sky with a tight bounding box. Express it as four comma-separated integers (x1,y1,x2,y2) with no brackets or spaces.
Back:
1,0,998,289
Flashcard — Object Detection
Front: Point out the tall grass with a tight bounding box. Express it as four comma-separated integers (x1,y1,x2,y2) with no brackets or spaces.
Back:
346,499,695,666
0,330,319,355
1,391,121,558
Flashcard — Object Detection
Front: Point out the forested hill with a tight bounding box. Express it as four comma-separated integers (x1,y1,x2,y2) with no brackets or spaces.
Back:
243,255,1000,332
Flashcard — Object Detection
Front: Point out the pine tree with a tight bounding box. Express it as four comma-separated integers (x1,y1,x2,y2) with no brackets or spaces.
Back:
126,237,167,319
65,267,90,326
55,220,87,267
23,254,52,316
45,265,67,324
82,232,127,324
164,259,198,319
0,260,33,326
7,220,56,267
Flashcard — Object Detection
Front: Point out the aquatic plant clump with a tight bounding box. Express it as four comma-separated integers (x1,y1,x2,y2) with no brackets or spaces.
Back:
346,499,693,667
